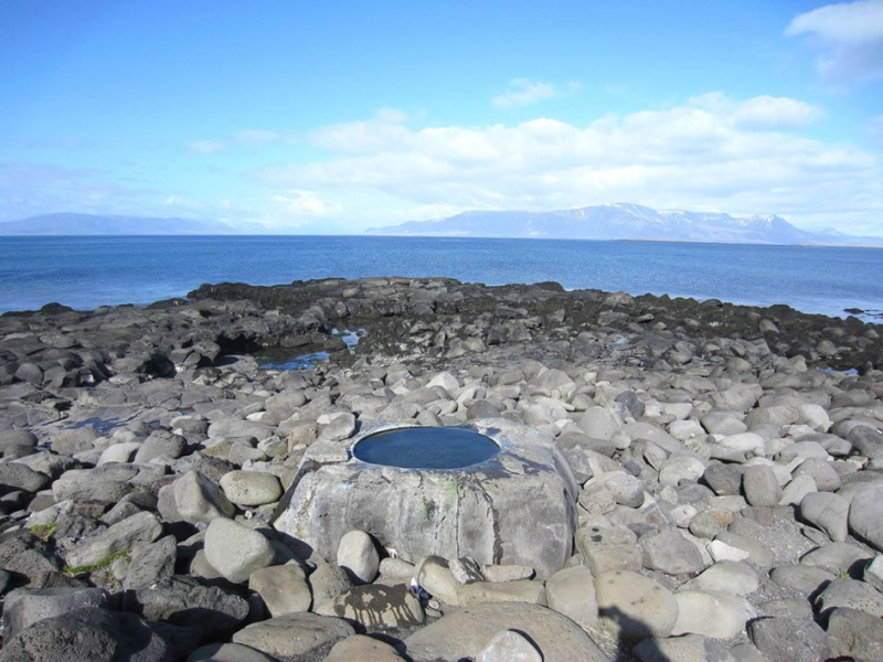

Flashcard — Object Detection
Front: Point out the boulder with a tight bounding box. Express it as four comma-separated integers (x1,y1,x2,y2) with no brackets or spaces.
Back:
337,530,380,584
231,612,354,659
248,564,312,616
404,602,608,662
595,570,679,639
275,420,578,579
204,518,274,583
174,471,235,524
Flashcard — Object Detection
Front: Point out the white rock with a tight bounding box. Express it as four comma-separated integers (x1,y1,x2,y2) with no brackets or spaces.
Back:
672,590,756,639
477,630,542,662
707,540,751,563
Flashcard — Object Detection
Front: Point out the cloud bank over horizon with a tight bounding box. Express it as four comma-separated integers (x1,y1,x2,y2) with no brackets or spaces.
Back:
1,1,881,235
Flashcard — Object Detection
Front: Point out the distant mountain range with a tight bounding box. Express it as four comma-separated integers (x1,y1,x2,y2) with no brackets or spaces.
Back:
0,213,237,236
366,203,883,246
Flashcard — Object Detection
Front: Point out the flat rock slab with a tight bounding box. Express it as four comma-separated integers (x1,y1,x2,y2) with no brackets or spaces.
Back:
403,602,608,662
232,612,355,659
274,419,578,579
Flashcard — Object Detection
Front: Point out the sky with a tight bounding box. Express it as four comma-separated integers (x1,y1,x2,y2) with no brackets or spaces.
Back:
1,0,882,235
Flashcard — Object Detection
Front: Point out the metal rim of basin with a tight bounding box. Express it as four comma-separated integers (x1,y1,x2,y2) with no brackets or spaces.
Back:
350,425,502,470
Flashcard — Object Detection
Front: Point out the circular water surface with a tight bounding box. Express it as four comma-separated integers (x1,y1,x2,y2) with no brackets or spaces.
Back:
352,427,500,469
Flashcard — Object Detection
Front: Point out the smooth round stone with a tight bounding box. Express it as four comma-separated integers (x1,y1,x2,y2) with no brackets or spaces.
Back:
186,643,276,662
248,564,311,616
596,570,679,639
742,465,781,507
220,470,282,507
634,634,737,662
799,492,849,542
204,518,275,584
815,578,883,617
477,630,542,662
748,616,829,662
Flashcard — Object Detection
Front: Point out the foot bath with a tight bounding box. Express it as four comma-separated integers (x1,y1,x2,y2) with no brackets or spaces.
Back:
273,418,578,578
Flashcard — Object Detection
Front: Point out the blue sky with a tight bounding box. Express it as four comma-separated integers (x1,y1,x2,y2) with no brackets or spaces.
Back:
1,0,882,234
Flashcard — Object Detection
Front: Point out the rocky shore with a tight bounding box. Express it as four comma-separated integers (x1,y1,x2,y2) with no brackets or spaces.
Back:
0,276,881,662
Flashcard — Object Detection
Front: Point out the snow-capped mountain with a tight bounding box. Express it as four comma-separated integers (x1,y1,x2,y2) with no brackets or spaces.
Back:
365,203,882,246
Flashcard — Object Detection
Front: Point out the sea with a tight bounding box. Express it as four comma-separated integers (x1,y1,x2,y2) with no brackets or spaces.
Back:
1,236,881,320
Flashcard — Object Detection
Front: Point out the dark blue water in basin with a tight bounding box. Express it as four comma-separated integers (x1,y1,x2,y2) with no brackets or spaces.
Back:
353,427,500,469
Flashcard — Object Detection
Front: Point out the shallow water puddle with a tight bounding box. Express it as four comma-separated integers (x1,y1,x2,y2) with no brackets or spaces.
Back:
258,327,366,371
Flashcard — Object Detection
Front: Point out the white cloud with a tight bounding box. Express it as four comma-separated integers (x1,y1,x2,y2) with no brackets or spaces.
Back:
786,0,883,84
491,79,580,109
254,94,883,234
189,140,226,154
270,189,340,216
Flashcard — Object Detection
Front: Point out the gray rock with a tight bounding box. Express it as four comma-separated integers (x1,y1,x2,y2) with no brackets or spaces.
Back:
316,583,425,628
416,556,459,605
815,577,883,617
545,565,599,632
578,407,620,441
318,413,357,442
186,643,276,662
2,587,110,641
0,464,51,493
134,430,185,464
748,616,829,662
477,630,542,662
219,471,282,507
458,580,547,606
639,527,706,576
337,529,379,584
635,634,737,662
742,465,781,507
702,464,744,496
231,612,355,659
404,602,608,662
174,470,235,524
702,411,748,436
865,555,883,591
672,590,755,639
687,561,758,596
275,420,578,580
64,511,163,569
123,535,177,590
826,607,883,662
800,542,873,574
596,570,679,639
126,575,249,641
793,458,841,492
770,564,835,595
323,635,404,662
799,492,849,542
449,556,483,584
714,532,774,567
576,525,643,575
249,564,311,616
204,518,275,583
0,607,181,662
848,484,883,552
309,563,353,610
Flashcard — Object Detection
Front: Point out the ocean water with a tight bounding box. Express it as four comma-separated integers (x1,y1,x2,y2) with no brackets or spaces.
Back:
1,235,881,319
